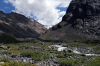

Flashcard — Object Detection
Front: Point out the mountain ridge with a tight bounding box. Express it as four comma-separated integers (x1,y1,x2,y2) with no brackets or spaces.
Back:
0,10,46,38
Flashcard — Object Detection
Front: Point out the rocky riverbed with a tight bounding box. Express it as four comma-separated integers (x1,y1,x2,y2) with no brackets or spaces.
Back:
0,42,100,66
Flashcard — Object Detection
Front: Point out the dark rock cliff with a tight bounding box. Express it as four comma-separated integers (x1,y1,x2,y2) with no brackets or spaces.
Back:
41,0,100,41
61,0,100,39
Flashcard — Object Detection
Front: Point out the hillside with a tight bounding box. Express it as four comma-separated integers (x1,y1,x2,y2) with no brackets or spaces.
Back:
0,11,46,38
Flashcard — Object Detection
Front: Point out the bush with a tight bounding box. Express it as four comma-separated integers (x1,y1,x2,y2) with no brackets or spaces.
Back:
0,58,10,62
87,60,100,66
86,57,100,66
58,58,75,66
43,53,50,60
20,50,43,61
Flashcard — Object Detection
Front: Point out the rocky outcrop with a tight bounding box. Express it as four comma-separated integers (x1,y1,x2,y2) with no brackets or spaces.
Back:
0,11,46,38
41,0,100,41
62,0,100,39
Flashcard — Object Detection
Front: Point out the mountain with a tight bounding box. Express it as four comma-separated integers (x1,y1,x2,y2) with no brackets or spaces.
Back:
41,0,100,41
0,11,46,38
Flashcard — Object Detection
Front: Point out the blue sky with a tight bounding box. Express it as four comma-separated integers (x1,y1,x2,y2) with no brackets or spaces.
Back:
0,0,71,28
0,0,14,13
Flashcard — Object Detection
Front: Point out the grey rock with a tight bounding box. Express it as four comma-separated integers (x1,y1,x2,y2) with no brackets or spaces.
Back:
61,0,100,39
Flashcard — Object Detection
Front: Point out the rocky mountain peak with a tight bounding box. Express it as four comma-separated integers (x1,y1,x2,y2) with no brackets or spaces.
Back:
42,0,100,41
61,0,100,39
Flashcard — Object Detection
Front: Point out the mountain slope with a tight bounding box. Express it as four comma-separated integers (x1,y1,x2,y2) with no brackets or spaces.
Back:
41,0,100,41
0,11,46,38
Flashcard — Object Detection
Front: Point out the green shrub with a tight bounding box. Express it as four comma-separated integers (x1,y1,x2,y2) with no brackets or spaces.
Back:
31,51,42,61
20,50,43,61
87,60,100,66
43,53,50,60
0,58,10,62
58,58,75,66
87,57,100,66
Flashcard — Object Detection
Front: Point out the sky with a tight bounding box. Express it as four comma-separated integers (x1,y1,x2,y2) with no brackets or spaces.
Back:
0,0,71,28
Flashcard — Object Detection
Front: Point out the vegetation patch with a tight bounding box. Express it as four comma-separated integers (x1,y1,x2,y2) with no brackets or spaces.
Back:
0,58,11,62
1,61,36,66
20,50,43,61
57,58,75,66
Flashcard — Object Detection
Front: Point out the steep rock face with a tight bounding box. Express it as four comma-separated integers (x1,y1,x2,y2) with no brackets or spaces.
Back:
61,0,100,39
42,0,100,41
0,11,46,38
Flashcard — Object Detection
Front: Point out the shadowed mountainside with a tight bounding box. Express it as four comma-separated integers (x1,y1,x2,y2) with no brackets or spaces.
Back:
0,11,46,38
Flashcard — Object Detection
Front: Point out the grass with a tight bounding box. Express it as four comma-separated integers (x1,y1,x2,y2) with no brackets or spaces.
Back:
86,56,100,66
57,57,100,66
0,58,11,62
20,50,50,61
20,50,42,61
0,50,12,54
42,53,50,60
57,58,75,66
1,61,36,66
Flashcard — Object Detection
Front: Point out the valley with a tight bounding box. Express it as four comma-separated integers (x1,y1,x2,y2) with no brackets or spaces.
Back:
0,0,100,66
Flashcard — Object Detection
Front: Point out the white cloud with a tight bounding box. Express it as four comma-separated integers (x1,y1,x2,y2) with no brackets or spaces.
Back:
4,0,71,28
